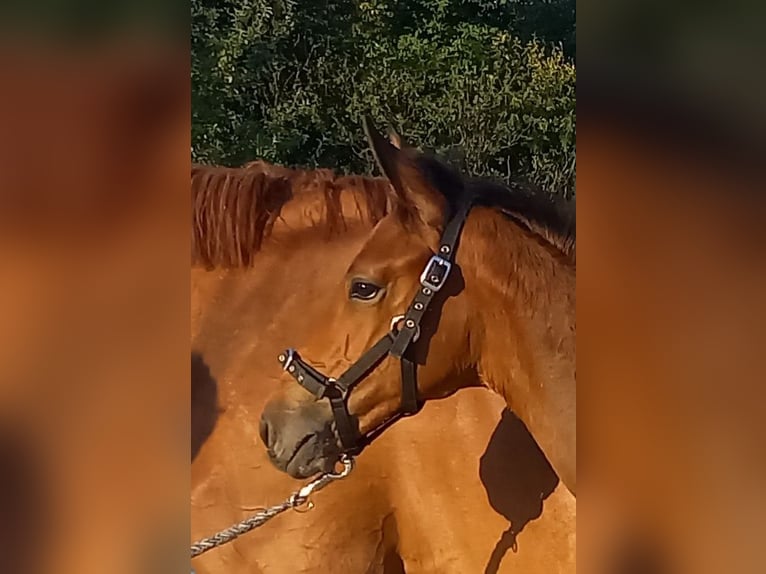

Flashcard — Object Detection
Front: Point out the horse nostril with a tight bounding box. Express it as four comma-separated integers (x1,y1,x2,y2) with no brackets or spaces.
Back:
259,415,270,447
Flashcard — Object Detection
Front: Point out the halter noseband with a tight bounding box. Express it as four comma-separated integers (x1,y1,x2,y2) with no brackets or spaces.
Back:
277,196,474,455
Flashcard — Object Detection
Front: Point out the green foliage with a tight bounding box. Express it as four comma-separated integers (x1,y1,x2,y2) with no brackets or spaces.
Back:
192,0,575,197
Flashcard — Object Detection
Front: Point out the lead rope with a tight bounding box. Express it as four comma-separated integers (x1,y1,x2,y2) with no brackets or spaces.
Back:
190,455,354,559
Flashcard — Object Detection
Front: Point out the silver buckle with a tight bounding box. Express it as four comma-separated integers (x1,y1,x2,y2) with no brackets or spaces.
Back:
419,255,451,292
281,348,296,372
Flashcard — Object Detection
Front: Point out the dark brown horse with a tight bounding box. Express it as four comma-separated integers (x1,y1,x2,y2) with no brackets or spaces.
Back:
259,121,576,496
191,160,575,573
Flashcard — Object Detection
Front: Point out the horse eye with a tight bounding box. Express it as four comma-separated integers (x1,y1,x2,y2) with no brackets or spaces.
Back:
349,280,381,301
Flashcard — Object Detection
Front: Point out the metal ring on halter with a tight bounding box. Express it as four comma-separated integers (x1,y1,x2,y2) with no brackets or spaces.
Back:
281,348,296,372
330,454,355,478
326,376,344,397
293,455,355,501
390,314,420,342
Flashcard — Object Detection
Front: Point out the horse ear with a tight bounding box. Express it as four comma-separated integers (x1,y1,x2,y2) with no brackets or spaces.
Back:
363,116,446,231
387,125,404,149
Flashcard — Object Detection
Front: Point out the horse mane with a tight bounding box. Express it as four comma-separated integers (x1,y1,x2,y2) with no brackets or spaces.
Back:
412,153,576,262
193,153,574,269
191,162,390,268
469,179,576,261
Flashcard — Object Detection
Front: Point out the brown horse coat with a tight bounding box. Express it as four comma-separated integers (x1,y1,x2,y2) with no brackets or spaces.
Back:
191,162,576,573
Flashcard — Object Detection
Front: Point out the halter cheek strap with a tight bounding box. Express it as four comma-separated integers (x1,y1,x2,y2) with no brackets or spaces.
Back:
278,196,473,454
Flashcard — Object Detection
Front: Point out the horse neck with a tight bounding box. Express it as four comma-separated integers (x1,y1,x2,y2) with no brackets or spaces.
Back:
461,207,576,493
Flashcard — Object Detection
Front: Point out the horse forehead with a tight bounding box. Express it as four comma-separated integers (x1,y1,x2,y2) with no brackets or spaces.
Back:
361,218,424,259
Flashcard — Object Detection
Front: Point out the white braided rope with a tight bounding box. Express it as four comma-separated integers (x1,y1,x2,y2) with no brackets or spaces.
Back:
190,456,354,559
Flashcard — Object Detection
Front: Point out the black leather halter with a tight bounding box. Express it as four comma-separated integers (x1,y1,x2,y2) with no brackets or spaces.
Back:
277,196,474,454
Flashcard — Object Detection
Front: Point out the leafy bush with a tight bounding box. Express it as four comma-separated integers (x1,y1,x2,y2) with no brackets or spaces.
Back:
192,0,575,197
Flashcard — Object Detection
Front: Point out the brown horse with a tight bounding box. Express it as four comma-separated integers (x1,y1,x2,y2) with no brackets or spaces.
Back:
259,121,576,495
191,160,575,573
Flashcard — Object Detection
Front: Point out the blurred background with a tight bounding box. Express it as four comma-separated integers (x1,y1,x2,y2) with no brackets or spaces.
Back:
578,1,766,573
0,3,190,574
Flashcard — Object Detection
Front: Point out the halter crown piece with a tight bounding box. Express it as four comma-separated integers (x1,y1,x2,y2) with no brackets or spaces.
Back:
278,195,474,454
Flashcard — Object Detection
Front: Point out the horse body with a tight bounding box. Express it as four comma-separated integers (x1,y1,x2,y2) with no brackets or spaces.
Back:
191,163,575,573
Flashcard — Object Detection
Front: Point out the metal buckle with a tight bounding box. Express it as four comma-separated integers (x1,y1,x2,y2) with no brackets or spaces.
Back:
280,348,295,372
419,255,452,292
